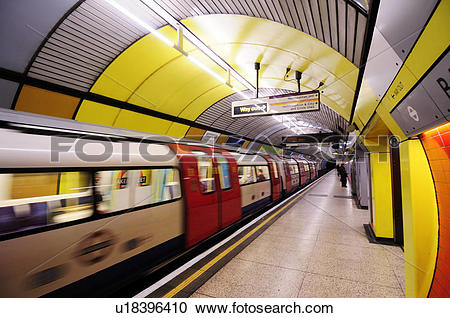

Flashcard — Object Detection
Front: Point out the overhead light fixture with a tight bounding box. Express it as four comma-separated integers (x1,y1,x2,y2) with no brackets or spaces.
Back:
187,55,226,84
140,0,255,91
104,0,174,47
232,87,250,99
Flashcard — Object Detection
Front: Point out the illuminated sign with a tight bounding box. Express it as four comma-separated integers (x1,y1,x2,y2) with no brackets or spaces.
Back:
231,91,320,118
282,133,341,144
231,101,269,117
268,91,320,114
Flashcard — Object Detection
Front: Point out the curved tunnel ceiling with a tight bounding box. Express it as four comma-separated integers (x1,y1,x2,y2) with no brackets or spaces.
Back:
72,14,355,140
1,0,448,158
2,0,371,152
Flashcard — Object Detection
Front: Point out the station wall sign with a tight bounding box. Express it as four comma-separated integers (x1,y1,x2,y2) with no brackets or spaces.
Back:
231,90,320,118
391,50,449,137
282,133,340,144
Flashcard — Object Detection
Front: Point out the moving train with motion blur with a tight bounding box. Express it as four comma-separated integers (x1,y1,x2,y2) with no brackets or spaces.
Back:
0,110,326,297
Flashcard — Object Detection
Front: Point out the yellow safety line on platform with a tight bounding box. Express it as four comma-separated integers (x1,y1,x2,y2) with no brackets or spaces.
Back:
162,178,322,298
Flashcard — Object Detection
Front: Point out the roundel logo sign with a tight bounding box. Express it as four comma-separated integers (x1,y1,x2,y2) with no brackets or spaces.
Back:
75,230,116,265
407,106,420,122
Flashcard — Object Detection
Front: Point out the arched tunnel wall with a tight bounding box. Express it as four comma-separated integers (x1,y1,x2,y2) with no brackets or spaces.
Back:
420,123,450,297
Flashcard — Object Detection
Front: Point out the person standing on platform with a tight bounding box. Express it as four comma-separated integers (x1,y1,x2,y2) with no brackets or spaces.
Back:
337,164,347,188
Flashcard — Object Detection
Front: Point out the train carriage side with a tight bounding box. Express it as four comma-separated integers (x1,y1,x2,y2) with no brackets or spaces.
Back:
232,153,272,216
0,129,184,297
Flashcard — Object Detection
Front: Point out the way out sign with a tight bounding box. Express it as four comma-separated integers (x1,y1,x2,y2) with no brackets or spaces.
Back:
231,101,269,117
231,91,320,118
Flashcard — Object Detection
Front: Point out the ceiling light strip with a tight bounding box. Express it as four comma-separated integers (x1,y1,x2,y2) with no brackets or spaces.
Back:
140,0,255,91
104,0,174,47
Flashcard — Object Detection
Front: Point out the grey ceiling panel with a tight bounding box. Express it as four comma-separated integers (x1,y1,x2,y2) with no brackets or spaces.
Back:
309,0,324,42
346,5,356,63
0,0,78,72
285,0,302,30
231,0,250,16
295,0,311,33
159,0,186,19
205,1,222,14
376,0,438,61
257,0,275,20
272,0,289,25
183,0,207,15
26,0,158,91
78,3,143,37
391,83,445,137
280,0,295,28
337,0,347,55
236,0,254,16
414,50,450,120
301,0,317,38
319,0,332,47
218,1,236,15
353,12,366,66
0,79,19,109
328,0,339,51
250,0,267,18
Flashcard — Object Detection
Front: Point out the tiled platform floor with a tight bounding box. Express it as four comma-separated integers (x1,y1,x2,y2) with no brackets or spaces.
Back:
191,173,405,298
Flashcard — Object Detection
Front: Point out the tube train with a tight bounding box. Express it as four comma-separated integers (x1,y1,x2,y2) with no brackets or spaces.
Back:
0,111,326,297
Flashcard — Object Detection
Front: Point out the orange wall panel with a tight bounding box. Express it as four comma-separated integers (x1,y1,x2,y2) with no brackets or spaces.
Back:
420,122,450,298
15,85,80,119
216,134,228,145
185,127,206,141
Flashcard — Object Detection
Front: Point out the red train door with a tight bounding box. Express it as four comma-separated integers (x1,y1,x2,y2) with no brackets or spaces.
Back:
170,144,220,247
295,159,307,186
308,162,314,180
212,150,241,228
283,160,292,193
301,163,307,185
261,154,281,201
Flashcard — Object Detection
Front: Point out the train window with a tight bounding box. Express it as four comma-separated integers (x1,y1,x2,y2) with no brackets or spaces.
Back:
0,172,93,235
238,166,256,185
271,162,279,178
255,166,270,182
214,153,232,190
289,163,299,175
192,151,215,193
96,168,182,213
134,169,181,206
95,170,130,213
